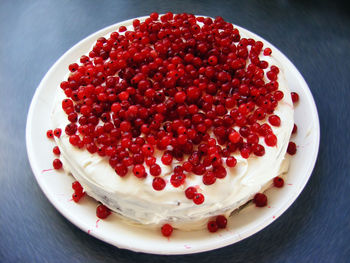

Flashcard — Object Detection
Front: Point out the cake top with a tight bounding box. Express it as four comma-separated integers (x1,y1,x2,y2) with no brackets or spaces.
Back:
57,12,290,207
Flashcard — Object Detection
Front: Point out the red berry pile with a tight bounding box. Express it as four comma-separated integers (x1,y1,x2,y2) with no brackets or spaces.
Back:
56,12,298,205
72,180,85,202
207,214,228,232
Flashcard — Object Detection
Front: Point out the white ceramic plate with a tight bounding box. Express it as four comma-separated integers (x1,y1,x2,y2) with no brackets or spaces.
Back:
26,16,320,255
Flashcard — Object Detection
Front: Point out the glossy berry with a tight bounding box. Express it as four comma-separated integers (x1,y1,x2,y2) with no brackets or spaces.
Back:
161,153,173,165
149,164,161,176
161,223,173,237
54,128,62,138
133,164,146,178
141,144,154,156
72,191,85,202
96,204,111,219
46,129,54,139
226,156,237,167
287,141,297,155
193,193,205,205
72,181,83,193
207,220,218,232
253,193,267,207
152,177,166,191
229,131,240,143
53,158,62,169
216,215,227,228
265,134,277,147
268,115,281,127
185,187,197,199
263,48,272,56
273,176,284,188
208,55,218,66
202,171,216,185
291,92,299,103
53,146,60,155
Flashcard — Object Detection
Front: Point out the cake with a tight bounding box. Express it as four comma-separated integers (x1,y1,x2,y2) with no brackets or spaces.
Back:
50,13,295,233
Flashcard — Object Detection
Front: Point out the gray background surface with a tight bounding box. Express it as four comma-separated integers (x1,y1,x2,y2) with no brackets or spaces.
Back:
1,0,349,262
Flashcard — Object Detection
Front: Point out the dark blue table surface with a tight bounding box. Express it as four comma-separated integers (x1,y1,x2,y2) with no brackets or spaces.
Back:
1,0,349,262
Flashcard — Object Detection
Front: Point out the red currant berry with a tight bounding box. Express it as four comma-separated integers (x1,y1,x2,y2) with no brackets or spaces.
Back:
46,129,54,139
170,173,186,187
193,193,205,205
229,131,240,143
265,134,277,146
208,55,218,66
263,48,272,56
273,176,284,188
72,191,85,203
133,164,146,178
292,124,298,134
161,223,173,237
53,146,60,155
207,220,218,233
226,156,237,167
72,181,83,193
202,171,216,185
54,128,62,138
291,92,299,103
287,141,297,155
185,187,197,199
96,204,111,219
268,115,281,127
53,159,62,169
216,215,227,228
161,153,173,165
253,193,267,207
152,177,166,191
149,164,161,176
141,144,154,156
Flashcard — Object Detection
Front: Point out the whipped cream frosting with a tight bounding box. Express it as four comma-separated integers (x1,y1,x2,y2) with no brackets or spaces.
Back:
52,19,294,230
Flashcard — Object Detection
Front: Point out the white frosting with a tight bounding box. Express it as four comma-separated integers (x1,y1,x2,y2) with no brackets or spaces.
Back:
52,20,294,230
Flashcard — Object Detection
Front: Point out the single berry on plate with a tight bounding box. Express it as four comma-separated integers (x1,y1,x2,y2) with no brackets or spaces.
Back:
53,158,62,169
291,92,299,103
273,176,284,188
207,220,219,232
287,141,297,155
96,204,111,219
72,181,83,193
53,146,60,155
253,193,267,207
263,48,272,56
72,191,85,203
292,124,298,134
161,223,173,237
216,215,228,229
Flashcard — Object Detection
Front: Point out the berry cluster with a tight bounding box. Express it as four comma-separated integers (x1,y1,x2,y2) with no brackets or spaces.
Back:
72,181,85,202
58,12,288,200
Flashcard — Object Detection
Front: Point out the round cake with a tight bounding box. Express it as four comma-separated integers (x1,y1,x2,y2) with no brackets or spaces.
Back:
51,13,294,231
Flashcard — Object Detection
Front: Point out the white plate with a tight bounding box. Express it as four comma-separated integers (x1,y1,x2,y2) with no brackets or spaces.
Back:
26,16,320,255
